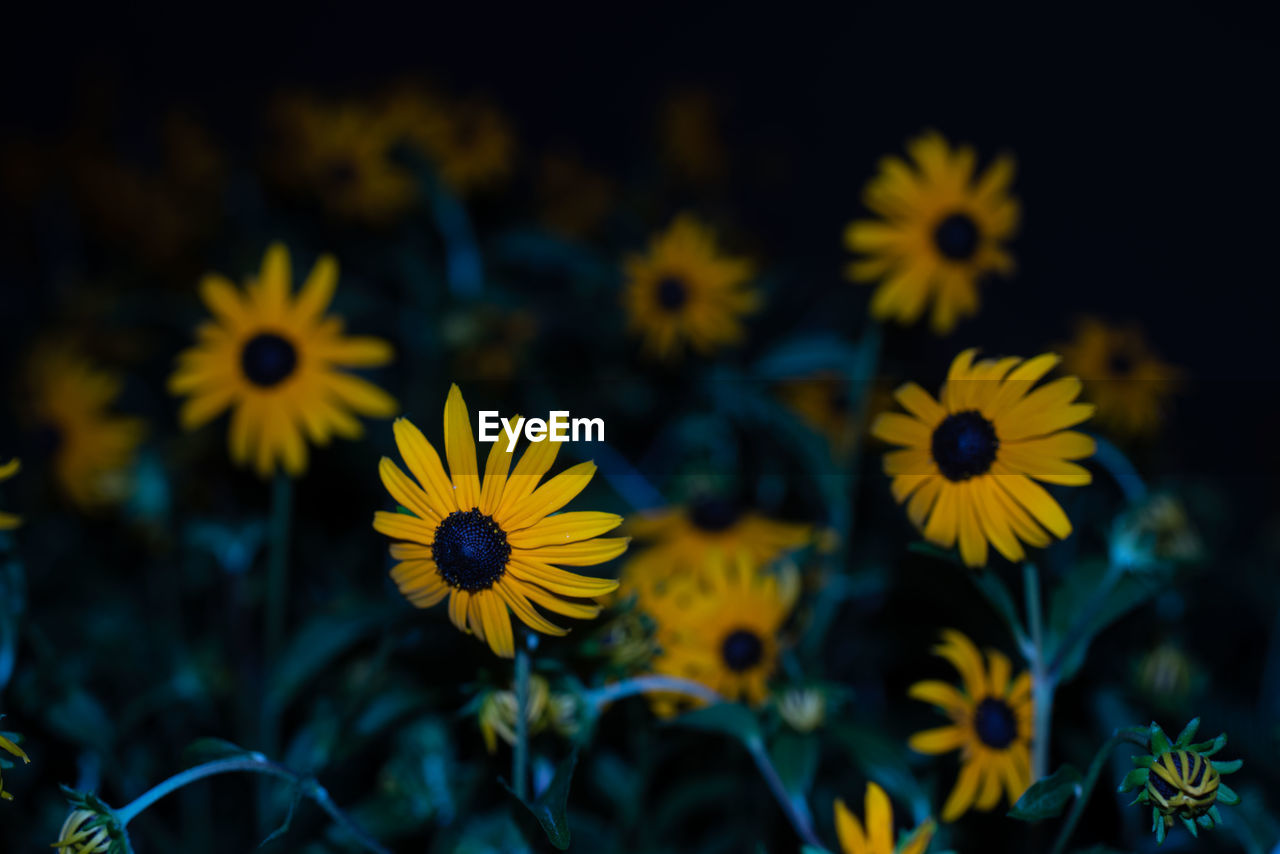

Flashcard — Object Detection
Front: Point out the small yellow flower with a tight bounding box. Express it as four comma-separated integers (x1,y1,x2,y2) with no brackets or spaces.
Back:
0,458,21,530
0,729,31,801
833,783,935,854
845,131,1018,335
52,809,112,853
1060,316,1180,438
382,86,516,195
623,215,759,361
908,630,1032,822
478,675,551,754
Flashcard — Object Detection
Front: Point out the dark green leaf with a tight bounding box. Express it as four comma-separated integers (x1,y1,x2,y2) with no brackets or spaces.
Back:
830,723,930,822
1174,717,1200,747
1150,723,1171,754
770,732,819,799
503,747,580,850
1008,764,1083,821
669,703,762,748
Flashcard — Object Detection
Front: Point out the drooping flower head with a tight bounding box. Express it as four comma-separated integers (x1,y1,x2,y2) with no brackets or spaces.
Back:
169,243,397,478
872,349,1094,567
644,552,799,715
909,630,1032,822
22,345,145,509
833,783,935,854
1118,718,1241,844
0,725,30,801
623,214,759,361
845,131,1018,334
1060,316,1181,438
373,385,626,658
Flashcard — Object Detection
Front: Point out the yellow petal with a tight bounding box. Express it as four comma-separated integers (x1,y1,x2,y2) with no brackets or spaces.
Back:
506,556,620,596
908,679,967,715
293,253,338,323
941,755,983,822
934,629,985,699
379,458,442,525
834,797,868,854
478,590,514,658
372,510,437,545
443,384,480,510
500,461,597,532
506,511,623,549
518,537,630,567
494,579,568,636
908,726,965,755
864,783,893,854
393,418,458,516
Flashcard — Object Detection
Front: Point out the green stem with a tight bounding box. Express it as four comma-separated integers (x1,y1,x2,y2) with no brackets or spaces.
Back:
265,471,293,671
1048,729,1151,854
513,632,532,800
1048,562,1123,679
1024,563,1054,782
746,738,827,851
585,675,724,710
115,757,390,854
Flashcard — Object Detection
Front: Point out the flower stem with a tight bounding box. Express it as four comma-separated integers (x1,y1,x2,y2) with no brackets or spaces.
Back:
746,738,826,851
1024,562,1054,782
115,756,390,854
1048,729,1151,854
265,471,293,671
585,675,724,710
513,631,532,800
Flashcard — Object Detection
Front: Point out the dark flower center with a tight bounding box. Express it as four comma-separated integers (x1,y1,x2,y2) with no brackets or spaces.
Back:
721,628,764,672
931,410,999,481
973,697,1017,749
1108,349,1134,376
241,333,298,387
655,275,689,312
933,212,981,261
432,508,511,591
689,497,742,532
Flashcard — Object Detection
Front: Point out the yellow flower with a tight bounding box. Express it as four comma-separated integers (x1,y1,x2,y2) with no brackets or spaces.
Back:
909,630,1032,822
373,385,627,658
169,243,397,478
1059,316,1181,438
623,214,759,361
645,552,798,714
23,346,145,509
871,349,1094,568
619,498,810,607
478,675,551,753
845,131,1018,334
52,809,112,852
0,458,20,530
0,728,30,801
384,88,516,196
777,372,861,457
269,94,417,224
833,783,935,854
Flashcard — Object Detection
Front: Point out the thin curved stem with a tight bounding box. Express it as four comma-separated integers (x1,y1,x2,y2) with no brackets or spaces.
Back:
746,739,826,851
1090,434,1147,504
1049,729,1151,854
115,757,389,854
1024,563,1054,782
584,675,724,710
265,472,293,672
513,632,532,800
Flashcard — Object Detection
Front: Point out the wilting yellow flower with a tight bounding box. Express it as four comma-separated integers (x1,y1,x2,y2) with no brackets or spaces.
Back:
872,349,1094,567
909,630,1032,822
169,243,397,478
0,728,30,801
22,345,145,509
1059,316,1180,438
268,93,417,224
478,675,551,753
776,686,827,733
845,131,1018,334
52,809,112,852
619,498,810,606
373,385,627,658
623,214,759,360
833,783,935,854
0,458,20,530
645,552,798,715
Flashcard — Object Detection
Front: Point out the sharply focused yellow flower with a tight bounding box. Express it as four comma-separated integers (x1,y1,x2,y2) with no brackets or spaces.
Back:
833,783,935,854
623,214,759,360
0,458,20,530
373,385,627,658
22,346,145,509
872,349,1094,568
845,132,1018,334
619,498,811,606
909,630,1032,822
644,552,798,714
169,243,397,478
1059,316,1180,437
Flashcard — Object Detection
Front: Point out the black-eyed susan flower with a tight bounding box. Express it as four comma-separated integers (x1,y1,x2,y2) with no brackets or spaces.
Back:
845,132,1018,335
0,726,30,801
833,783,935,854
644,552,798,714
169,243,397,478
1118,718,1241,844
623,214,759,361
373,385,626,658
619,498,811,605
909,630,1032,822
22,345,145,509
1060,316,1180,438
0,458,20,530
872,349,1094,568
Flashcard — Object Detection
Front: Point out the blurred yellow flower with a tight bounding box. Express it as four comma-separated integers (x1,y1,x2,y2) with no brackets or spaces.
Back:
872,349,1094,568
0,728,30,801
373,385,626,658
23,345,145,509
845,131,1018,334
1059,316,1180,437
777,372,860,457
0,458,20,530
478,674,551,753
169,243,397,478
833,783,935,854
382,86,516,195
909,630,1032,822
623,214,759,361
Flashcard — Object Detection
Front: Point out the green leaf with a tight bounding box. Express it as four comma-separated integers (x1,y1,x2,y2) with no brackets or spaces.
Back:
1150,723,1172,755
503,747,580,850
770,732,819,799
830,723,930,823
258,784,303,847
1008,764,1082,821
1216,782,1240,806
1118,768,1149,792
1050,560,1165,683
1189,733,1226,756
1211,758,1242,774
265,606,399,716
1174,717,1200,747
182,737,262,766
669,703,762,748
968,567,1028,643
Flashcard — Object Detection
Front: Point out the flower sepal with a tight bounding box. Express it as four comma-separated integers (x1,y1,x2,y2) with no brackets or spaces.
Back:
54,787,131,854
